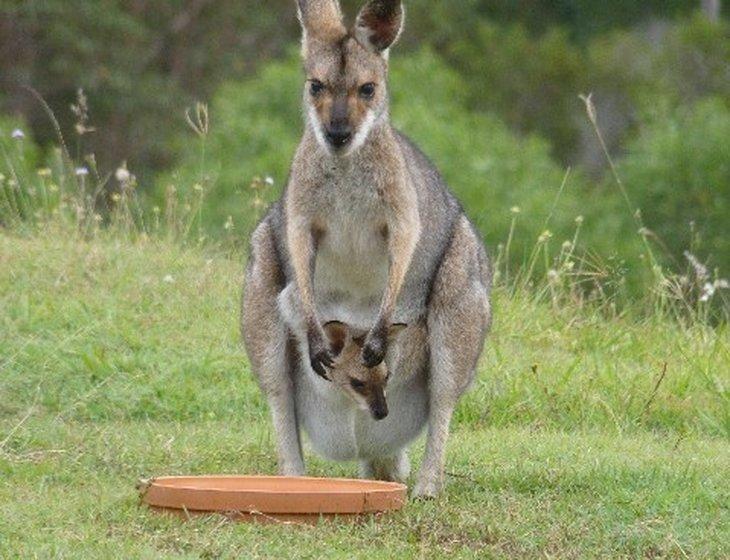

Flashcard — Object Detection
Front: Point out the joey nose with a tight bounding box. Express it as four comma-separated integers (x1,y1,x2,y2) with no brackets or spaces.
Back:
371,402,388,421
373,408,388,421
326,127,352,149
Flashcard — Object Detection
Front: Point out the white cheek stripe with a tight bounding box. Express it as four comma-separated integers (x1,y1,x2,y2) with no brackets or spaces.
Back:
346,109,377,156
306,104,379,157
307,105,331,154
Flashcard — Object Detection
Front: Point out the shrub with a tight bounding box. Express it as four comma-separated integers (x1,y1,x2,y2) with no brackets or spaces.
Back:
579,14,730,170
616,97,730,270
446,21,586,162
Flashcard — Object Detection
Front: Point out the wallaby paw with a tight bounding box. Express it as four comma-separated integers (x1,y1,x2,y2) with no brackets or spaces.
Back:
362,331,387,367
412,477,442,499
307,329,334,379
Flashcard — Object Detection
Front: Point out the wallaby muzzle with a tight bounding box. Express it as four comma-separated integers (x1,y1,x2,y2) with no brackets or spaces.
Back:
370,392,388,420
326,96,352,149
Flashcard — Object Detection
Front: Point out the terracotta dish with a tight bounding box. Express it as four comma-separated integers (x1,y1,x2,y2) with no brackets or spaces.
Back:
141,475,407,523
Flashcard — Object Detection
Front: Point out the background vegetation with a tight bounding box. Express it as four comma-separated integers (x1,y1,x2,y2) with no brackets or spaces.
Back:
2,2,729,296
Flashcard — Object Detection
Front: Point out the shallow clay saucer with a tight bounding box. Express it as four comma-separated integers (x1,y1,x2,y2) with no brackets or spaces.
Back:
141,475,407,524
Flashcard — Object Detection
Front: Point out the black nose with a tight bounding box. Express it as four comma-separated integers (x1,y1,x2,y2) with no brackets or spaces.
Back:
372,407,388,421
326,128,352,148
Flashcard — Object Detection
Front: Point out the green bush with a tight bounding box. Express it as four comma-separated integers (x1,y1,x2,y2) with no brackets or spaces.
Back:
580,15,730,168
164,49,585,262
446,22,586,162
615,97,730,270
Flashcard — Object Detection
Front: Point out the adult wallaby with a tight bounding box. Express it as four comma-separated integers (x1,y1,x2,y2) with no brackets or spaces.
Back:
241,0,491,497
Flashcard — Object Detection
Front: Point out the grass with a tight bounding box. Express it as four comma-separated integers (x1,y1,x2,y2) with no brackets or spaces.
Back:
1,232,728,558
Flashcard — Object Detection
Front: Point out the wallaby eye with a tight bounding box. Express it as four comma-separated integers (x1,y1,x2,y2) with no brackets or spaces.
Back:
359,82,376,99
309,80,325,96
350,379,366,390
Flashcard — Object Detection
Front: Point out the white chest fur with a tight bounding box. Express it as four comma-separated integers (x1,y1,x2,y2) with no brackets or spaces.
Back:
313,179,389,315
294,365,428,462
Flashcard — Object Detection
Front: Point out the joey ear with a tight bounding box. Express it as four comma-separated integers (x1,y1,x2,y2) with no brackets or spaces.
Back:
354,0,404,53
297,0,346,47
388,323,407,339
322,321,349,356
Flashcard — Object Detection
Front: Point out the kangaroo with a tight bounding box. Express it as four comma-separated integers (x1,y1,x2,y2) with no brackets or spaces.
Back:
242,0,492,497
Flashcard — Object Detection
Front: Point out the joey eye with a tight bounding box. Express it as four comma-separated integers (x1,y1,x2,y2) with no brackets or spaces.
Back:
309,80,325,96
359,82,376,99
350,379,366,390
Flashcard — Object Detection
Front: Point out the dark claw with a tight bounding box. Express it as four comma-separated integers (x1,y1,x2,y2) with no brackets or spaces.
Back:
309,347,334,381
310,356,330,380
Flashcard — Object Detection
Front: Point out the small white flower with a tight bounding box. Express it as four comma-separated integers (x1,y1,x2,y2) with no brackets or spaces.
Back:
562,241,573,251
575,215,584,225
265,176,275,186
75,167,89,177
547,269,560,282
510,206,521,214
115,166,130,183
11,129,25,140
538,230,553,243
163,275,175,284
684,251,709,282
716,279,729,290
700,282,715,302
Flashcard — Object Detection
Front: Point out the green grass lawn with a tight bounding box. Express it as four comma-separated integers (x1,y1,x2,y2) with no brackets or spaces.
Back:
1,233,728,559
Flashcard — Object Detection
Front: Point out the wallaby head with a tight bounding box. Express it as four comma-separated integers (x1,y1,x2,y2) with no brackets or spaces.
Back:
296,0,404,156
322,320,406,420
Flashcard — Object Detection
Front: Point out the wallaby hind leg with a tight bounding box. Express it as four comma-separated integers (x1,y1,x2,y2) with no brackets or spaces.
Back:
360,450,410,483
414,217,491,498
242,219,305,476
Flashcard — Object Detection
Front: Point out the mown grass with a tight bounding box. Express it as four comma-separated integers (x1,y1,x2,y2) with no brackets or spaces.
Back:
1,232,728,558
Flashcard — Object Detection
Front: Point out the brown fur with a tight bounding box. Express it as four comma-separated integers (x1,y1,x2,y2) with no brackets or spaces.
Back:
322,321,405,419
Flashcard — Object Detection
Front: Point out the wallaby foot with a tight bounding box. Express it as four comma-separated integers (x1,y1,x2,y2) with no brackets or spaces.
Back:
412,400,454,498
360,451,410,483
412,476,442,499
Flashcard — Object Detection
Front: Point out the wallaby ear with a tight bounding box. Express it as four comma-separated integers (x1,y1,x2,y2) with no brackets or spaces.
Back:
388,323,407,340
297,0,346,47
322,321,349,357
354,0,404,53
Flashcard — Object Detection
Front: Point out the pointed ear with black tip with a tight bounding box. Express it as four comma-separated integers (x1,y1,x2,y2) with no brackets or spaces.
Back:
354,0,404,53
322,321,349,357
388,323,407,340
297,0,346,48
